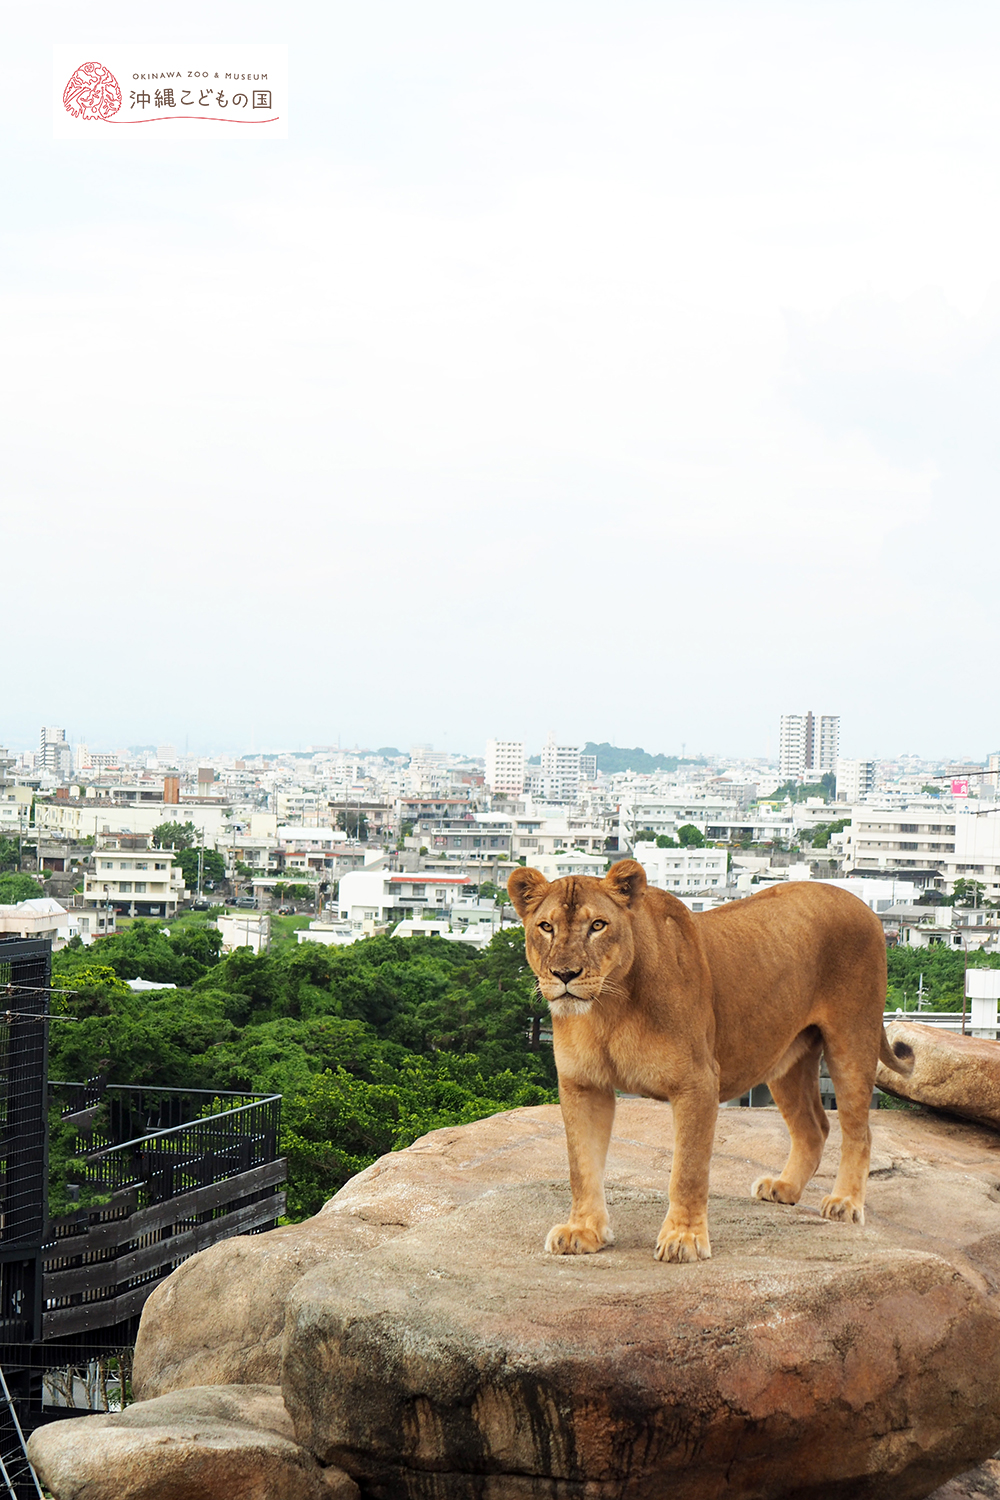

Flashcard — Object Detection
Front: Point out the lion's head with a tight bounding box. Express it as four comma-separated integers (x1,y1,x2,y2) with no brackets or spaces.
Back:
507,859,647,1016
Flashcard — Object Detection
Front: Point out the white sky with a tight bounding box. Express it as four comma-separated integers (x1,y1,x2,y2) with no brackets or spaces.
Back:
4,1,999,759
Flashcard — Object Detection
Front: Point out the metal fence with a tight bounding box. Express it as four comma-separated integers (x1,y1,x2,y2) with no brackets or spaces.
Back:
42,1084,284,1340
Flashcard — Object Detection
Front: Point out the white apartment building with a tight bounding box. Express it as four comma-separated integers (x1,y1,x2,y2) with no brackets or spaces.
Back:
845,807,959,878
82,845,186,917
539,736,583,802
511,816,608,859
634,843,728,895
485,740,525,797
338,869,472,928
779,713,840,781
40,726,72,780
524,850,607,881
842,805,1000,901
836,759,875,804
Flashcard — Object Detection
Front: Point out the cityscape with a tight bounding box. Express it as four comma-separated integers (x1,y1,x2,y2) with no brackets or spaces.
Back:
3,716,999,956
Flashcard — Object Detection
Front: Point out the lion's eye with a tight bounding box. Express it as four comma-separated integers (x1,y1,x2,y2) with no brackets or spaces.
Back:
590,920,607,932
538,921,553,933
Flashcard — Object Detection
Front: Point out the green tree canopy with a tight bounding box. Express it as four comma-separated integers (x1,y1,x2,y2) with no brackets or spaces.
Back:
151,821,199,850
0,873,44,903
676,824,707,847
176,846,226,890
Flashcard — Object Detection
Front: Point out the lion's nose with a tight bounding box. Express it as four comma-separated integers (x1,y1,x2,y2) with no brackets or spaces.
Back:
552,968,582,984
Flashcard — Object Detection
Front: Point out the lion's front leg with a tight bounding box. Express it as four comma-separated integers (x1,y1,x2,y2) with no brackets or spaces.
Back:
547,1080,616,1255
655,1082,718,1263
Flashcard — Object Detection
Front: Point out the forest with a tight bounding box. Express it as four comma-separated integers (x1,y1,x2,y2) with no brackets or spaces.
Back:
46,915,999,1221
49,919,556,1220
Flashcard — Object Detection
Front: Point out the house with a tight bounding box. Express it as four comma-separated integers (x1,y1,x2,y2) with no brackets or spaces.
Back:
0,897,78,948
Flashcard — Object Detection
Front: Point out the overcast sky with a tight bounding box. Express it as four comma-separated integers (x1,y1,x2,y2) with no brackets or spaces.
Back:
4,2,999,760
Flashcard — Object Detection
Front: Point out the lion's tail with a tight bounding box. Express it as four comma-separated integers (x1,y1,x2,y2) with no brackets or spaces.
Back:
879,1027,915,1077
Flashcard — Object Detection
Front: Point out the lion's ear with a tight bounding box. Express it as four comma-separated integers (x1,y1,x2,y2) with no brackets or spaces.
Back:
507,866,550,919
603,859,647,907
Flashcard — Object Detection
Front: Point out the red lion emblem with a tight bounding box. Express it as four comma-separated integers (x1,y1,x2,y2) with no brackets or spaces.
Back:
63,61,122,121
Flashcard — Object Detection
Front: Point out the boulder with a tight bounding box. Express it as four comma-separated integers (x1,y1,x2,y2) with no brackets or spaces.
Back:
26,1384,358,1500
929,1458,1000,1499
877,1021,1000,1129
103,1103,1000,1499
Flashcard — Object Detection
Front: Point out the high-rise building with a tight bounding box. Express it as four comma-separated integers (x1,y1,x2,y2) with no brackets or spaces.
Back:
835,758,875,804
778,713,840,782
484,740,525,796
39,726,72,780
540,735,582,803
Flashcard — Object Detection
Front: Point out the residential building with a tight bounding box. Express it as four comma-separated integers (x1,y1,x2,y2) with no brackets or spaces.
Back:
40,726,72,780
82,840,185,918
634,843,728,895
524,850,607,881
484,740,525,797
539,735,583,802
217,912,271,955
337,869,473,928
836,759,875,804
779,713,840,781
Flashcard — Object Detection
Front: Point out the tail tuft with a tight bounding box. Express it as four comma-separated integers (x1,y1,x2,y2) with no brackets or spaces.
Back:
880,1028,915,1077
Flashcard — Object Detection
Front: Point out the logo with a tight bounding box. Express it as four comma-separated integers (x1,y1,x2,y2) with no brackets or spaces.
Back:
53,46,287,140
62,61,122,121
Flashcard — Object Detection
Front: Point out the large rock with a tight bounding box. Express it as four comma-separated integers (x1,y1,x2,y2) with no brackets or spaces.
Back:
877,1021,1000,1129
105,1103,1000,1498
27,1384,358,1500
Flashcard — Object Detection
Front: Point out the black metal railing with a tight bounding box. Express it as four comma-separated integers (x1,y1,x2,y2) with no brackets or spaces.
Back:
42,1084,284,1339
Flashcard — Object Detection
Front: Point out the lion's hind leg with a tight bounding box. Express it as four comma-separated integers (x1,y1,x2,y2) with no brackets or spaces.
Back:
819,1034,878,1225
752,1028,829,1207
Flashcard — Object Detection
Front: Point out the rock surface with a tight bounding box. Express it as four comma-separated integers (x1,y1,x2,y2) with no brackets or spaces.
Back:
27,1384,358,1499
877,1021,1000,1129
93,1103,1000,1498
930,1459,1000,1499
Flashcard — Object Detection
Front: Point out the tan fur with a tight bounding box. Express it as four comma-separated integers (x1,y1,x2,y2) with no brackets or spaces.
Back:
507,860,912,1263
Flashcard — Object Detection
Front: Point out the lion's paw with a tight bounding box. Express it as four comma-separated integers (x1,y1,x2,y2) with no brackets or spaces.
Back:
654,1221,711,1263
820,1193,865,1225
545,1222,614,1255
752,1174,801,1205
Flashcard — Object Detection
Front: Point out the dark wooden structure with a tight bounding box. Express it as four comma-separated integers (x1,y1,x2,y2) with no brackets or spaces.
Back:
0,936,286,1496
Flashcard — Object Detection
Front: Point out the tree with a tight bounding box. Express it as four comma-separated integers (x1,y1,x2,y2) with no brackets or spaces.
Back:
0,836,19,872
655,834,679,849
151,821,198,850
0,873,43,903
950,878,987,907
336,809,369,841
677,825,706,848
176,846,226,890
808,818,850,850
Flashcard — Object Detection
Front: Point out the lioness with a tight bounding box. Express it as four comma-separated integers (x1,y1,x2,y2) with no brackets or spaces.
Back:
508,860,913,1263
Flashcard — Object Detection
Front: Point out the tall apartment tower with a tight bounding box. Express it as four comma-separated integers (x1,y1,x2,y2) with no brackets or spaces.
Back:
484,740,525,797
540,734,583,802
778,713,840,782
39,726,72,780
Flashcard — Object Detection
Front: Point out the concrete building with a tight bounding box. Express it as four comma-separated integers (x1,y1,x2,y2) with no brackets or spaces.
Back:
82,841,185,918
836,759,875,803
539,736,583,802
484,741,525,797
40,726,72,780
337,869,473,929
779,713,840,781
634,843,728,895
524,850,607,881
